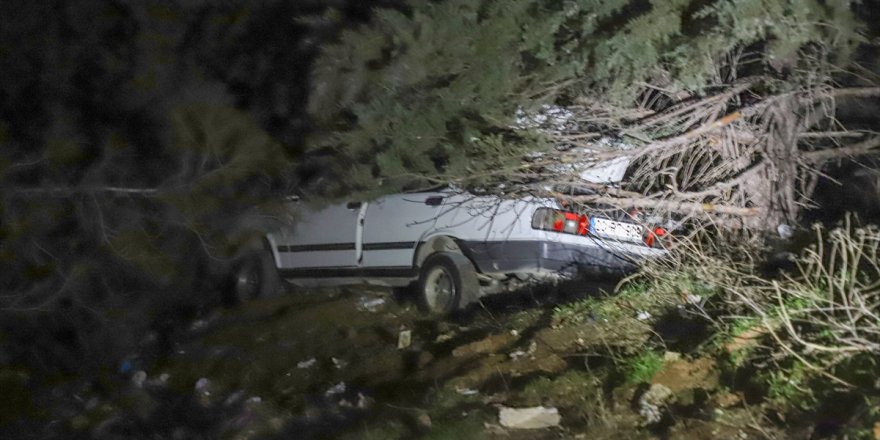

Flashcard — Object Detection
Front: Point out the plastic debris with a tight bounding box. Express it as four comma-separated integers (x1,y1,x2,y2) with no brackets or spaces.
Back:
685,294,703,306
325,382,346,397
397,330,412,350
498,406,561,429
357,296,386,312
456,388,479,396
777,223,794,239
636,311,652,321
297,357,317,369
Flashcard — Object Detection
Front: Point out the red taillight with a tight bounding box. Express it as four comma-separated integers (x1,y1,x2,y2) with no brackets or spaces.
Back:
533,208,590,236
577,214,589,236
644,227,667,247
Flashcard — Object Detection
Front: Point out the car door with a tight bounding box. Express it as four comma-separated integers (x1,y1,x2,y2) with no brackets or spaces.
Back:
273,200,363,270
360,192,446,268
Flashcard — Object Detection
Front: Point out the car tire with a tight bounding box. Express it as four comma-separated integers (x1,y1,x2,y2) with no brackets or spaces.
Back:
229,244,282,305
417,252,480,316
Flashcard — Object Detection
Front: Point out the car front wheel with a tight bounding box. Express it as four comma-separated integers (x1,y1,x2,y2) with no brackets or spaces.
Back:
229,245,282,305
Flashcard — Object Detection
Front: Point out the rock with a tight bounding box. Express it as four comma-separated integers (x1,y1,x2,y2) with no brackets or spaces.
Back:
416,412,432,430
434,333,455,343
651,356,719,394
639,383,674,425
452,333,515,358
417,351,434,368
224,390,246,407
356,392,374,410
397,330,412,349
131,370,147,388
331,357,348,369
663,351,681,362
195,377,211,393
297,357,317,369
324,382,346,397
498,406,561,429
714,391,742,408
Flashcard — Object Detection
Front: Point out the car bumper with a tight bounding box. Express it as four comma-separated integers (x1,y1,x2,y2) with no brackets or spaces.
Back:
458,239,664,276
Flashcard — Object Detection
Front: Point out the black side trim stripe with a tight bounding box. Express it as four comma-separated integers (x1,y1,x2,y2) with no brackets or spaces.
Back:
362,241,417,251
277,241,418,253
279,266,417,278
278,243,356,252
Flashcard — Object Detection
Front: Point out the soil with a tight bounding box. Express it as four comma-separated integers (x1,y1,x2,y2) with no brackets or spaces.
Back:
30,281,852,439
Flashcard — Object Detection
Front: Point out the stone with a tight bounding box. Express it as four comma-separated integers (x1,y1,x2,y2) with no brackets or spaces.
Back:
452,333,515,358
131,370,147,388
639,383,674,425
498,406,561,429
651,357,719,394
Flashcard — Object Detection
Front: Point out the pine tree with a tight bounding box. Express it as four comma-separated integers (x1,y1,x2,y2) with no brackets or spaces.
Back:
307,0,877,228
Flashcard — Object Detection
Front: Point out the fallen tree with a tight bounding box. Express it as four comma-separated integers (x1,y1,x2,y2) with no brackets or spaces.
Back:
305,0,880,232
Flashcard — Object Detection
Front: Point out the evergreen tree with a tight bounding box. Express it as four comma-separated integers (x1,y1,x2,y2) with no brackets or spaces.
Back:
307,0,878,227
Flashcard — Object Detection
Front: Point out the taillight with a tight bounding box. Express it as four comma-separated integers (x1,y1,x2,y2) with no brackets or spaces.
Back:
644,226,667,248
533,208,589,236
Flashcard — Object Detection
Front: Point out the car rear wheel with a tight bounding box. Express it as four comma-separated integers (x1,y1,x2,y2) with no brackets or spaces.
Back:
417,252,479,316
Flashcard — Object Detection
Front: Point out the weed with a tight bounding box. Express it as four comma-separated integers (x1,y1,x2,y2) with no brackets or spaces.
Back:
762,360,815,410
625,351,664,384
552,296,600,326
550,281,664,327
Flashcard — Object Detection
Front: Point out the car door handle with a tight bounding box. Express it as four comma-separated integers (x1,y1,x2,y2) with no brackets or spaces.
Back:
424,196,444,206
346,201,362,210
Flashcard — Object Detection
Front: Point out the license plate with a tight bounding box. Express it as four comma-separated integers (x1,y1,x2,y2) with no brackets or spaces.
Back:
591,217,642,242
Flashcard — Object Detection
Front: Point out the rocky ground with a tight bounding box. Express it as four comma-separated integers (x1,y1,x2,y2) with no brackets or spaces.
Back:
7,278,880,439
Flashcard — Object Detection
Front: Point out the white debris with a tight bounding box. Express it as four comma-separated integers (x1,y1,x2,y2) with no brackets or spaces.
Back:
456,388,479,396
397,330,412,350
663,351,682,362
297,357,317,369
498,406,561,429
639,384,673,425
434,333,454,343
636,311,652,321
131,371,147,388
324,382,346,397
194,378,211,393
357,297,386,312
509,341,537,361
777,223,794,239
513,105,575,132
356,392,374,409
331,357,348,369
685,294,703,306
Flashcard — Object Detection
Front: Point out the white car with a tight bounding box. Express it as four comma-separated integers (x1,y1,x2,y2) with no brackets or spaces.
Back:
232,190,667,315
